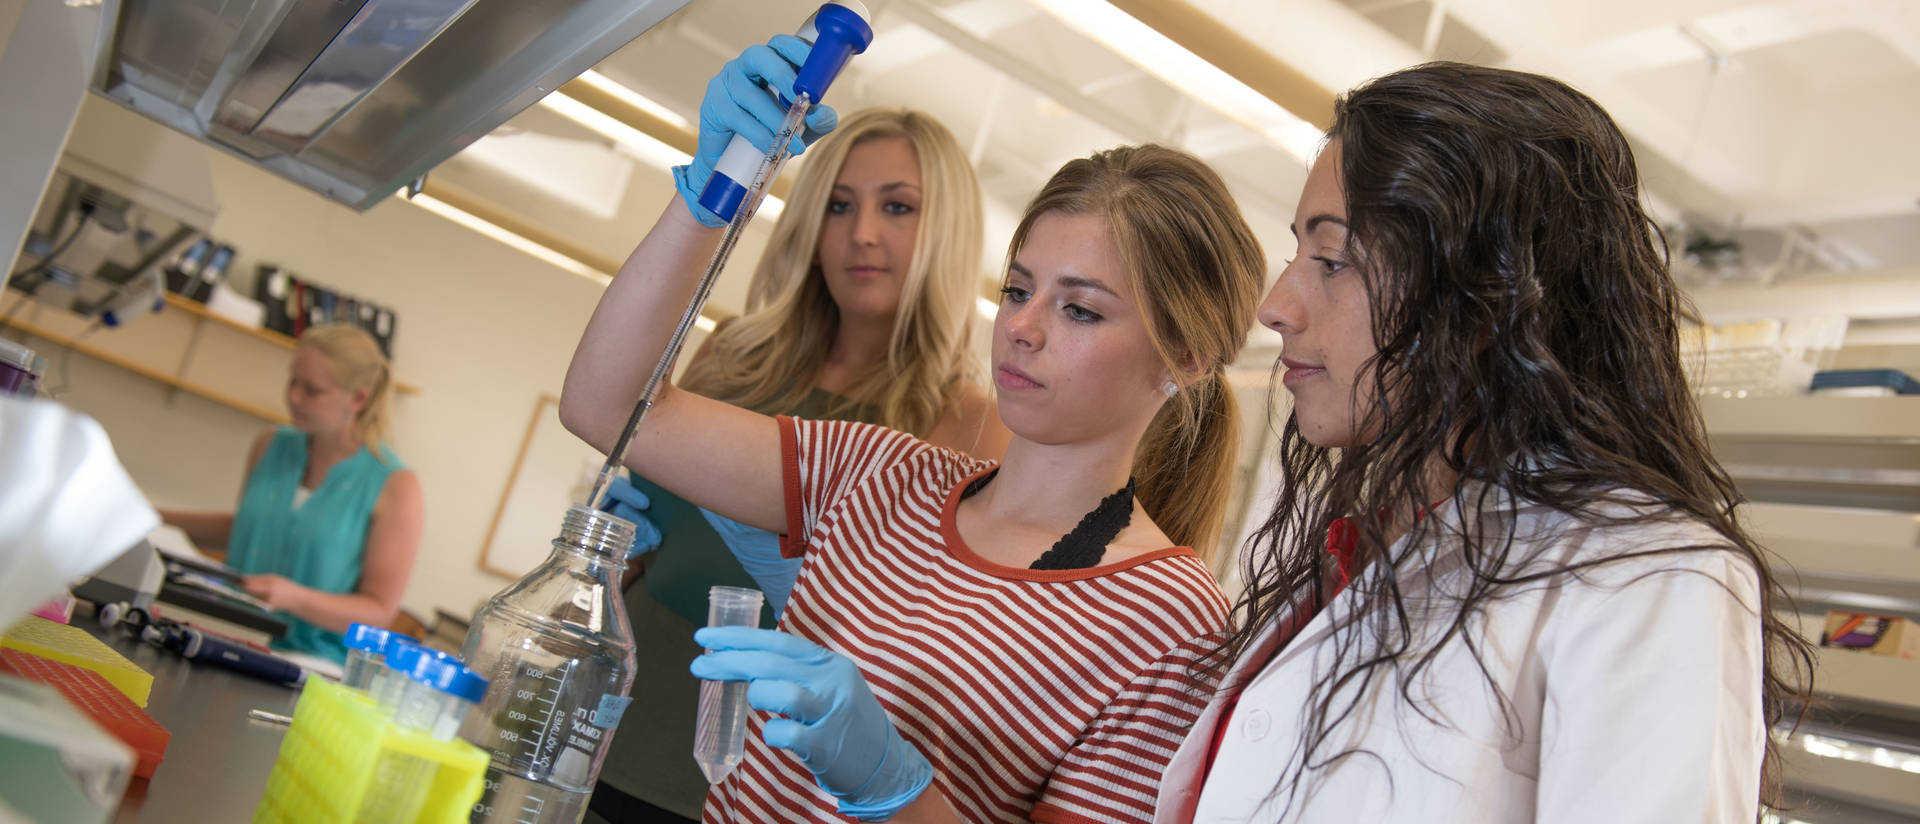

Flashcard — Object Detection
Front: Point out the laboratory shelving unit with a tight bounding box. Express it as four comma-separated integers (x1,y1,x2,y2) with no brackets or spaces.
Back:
1703,395,1920,822
0,289,416,424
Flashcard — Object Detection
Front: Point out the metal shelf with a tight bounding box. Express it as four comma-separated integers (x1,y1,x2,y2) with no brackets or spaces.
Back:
1709,396,1920,821
1703,396,1920,443
158,293,418,395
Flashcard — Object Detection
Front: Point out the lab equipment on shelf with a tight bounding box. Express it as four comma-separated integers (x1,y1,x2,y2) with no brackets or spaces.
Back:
0,337,43,398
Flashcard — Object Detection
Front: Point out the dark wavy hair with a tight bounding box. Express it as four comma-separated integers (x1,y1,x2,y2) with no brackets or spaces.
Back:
1213,62,1813,815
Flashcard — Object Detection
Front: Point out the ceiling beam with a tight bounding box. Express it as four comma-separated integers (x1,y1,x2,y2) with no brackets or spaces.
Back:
883,0,1298,217
1105,0,1337,129
884,0,1171,146
556,77,793,201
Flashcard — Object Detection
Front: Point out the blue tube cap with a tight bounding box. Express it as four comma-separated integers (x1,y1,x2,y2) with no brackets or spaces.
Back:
385,640,424,672
344,623,394,654
698,173,751,224
793,3,874,104
402,654,454,689
382,632,420,658
447,666,489,703
402,655,488,703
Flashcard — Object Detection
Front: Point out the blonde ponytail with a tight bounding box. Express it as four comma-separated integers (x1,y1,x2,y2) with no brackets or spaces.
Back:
1006,145,1265,562
298,324,394,457
1135,368,1239,559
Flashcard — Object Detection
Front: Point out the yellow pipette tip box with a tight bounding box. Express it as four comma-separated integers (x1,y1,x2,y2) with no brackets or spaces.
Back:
255,679,487,824
1,616,151,708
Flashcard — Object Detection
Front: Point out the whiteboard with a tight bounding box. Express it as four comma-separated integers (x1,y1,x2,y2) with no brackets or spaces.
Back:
477,395,610,579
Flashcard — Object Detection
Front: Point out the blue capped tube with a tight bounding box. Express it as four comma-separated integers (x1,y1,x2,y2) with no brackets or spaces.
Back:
696,1,875,223
342,622,416,691
362,654,488,823
393,655,488,740
370,639,423,707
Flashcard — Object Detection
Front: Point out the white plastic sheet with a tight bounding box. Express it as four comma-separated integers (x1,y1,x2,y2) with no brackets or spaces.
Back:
0,397,158,629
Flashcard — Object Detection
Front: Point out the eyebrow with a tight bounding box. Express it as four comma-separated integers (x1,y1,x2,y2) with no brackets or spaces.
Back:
1008,262,1119,297
1289,214,1350,237
832,182,922,194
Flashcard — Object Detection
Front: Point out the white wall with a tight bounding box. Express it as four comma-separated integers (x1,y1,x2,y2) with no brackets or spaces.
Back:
53,96,704,621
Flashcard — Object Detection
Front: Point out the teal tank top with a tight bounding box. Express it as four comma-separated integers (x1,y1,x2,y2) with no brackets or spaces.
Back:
229,427,400,663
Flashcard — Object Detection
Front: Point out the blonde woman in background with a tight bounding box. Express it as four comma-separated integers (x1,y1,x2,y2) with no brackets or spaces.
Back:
587,103,1009,823
160,324,423,664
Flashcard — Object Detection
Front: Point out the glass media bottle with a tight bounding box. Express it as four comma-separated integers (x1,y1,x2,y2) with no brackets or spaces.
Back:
460,505,638,824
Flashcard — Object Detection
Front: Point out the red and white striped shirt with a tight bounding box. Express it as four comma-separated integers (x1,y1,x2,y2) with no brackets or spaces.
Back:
702,417,1230,824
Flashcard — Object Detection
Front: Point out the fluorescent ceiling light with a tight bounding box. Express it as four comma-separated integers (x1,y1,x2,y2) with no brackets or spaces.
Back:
574,70,691,131
409,193,610,284
539,91,787,217
408,191,717,331
1028,0,1323,164
539,92,690,173
461,130,635,220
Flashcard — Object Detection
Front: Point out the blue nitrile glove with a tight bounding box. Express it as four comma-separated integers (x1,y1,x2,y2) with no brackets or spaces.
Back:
698,508,802,615
598,476,663,558
675,34,841,227
691,627,932,821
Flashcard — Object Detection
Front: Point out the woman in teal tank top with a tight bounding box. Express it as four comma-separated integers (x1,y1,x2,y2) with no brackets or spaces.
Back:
160,325,423,664
581,108,1009,823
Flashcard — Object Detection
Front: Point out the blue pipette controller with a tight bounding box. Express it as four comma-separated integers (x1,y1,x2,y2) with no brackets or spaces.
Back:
697,0,875,223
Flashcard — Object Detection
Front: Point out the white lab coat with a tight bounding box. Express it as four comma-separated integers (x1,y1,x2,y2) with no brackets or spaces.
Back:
1157,486,1765,823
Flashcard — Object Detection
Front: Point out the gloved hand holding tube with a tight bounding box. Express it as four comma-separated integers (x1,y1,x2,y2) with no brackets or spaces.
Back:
674,35,841,227
691,627,933,821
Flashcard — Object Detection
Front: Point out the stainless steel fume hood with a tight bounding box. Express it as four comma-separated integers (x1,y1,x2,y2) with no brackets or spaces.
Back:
89,0,694,211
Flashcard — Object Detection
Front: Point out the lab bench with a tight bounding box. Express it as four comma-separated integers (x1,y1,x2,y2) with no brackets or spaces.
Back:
71,610,300,824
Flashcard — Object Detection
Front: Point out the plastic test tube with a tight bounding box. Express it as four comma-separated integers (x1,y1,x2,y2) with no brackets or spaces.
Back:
360,655,487,824
694,586,765,784
370,641,422,708
342,623,415,690
393,655,487,740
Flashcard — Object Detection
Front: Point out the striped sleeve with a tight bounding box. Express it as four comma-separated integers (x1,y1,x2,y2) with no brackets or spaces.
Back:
775,415,931,560
1030,634,1226,824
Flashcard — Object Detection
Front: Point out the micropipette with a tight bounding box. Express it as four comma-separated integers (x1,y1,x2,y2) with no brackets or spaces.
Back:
583,0,874,511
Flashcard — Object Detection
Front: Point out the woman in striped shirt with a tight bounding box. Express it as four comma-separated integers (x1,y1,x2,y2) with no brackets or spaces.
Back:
560,38,1265,824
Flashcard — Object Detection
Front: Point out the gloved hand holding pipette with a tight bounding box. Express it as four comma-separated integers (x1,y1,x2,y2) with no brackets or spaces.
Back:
691,626,933,821
598,475,664,557
675,35,840,227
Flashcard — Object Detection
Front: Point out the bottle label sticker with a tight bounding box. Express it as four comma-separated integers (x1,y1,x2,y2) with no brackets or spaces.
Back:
592,695,632,729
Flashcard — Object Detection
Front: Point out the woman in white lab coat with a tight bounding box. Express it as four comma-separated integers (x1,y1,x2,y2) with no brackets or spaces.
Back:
1156,62,1813,823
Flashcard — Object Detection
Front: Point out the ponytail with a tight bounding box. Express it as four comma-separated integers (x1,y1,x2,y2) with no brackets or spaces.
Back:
1007,145,1265,561
1135,368,1239,559
357,361,393,455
